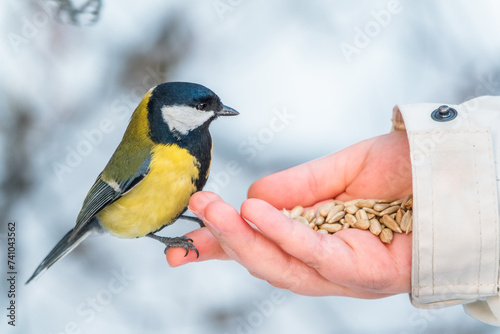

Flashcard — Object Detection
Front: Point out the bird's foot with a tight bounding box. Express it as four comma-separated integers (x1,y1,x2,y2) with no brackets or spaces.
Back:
180,214,205,228
146,233,199,258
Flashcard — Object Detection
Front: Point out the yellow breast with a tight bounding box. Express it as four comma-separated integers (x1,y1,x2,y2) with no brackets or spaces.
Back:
97,144,199,238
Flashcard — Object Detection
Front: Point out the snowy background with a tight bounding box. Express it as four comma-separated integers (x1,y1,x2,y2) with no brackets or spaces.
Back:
1,0,500,333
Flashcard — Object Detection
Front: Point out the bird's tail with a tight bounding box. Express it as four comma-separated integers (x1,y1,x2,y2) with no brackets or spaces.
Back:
25,219,98,284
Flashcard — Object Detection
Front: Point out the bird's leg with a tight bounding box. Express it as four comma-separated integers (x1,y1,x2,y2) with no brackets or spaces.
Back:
180,214,205,228
146,233,199,258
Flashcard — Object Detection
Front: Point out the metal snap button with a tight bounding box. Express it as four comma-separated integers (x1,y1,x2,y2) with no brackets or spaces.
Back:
431,105,457,122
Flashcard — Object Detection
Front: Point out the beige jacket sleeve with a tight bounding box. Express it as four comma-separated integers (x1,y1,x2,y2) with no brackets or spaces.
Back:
392,96,500,326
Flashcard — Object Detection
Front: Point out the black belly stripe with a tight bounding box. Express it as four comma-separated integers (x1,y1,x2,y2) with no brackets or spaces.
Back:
148,107,213,192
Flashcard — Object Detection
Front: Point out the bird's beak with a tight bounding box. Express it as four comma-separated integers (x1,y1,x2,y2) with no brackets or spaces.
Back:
216,105,239,116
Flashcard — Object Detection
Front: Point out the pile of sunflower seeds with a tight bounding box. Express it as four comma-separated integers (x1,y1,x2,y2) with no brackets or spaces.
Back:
282,194,413,244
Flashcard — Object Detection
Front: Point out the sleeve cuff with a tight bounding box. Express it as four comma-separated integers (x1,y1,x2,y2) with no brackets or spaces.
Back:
464,296,500,326
393,97,500,307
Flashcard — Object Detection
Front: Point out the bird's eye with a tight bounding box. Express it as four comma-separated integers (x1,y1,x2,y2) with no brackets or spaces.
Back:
196,103,208,111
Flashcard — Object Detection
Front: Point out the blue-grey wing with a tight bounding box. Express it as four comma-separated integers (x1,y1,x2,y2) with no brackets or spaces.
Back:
69,156,151,240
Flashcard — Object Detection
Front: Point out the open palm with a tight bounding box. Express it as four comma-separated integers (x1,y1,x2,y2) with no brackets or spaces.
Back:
167,131,413,298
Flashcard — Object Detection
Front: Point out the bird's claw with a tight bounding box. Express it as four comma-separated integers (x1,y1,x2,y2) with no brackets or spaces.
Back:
163,237,200,258
147,234,199,258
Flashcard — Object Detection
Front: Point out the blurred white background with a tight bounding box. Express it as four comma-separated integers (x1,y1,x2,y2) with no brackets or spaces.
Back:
1,0,500,333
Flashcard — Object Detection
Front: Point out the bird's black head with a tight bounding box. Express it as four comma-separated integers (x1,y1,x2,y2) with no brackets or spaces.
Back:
147,82,238,143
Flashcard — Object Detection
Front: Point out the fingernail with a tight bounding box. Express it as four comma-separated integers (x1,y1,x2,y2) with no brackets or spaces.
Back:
190,191,214,208
243,217,258,230
188,205,204,220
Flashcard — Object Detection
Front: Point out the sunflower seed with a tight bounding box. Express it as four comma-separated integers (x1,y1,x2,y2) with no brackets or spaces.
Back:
380,228,393,244
302,209,315,223
373,203,390,212
400,210,413,234
369,218,382,236
406,218,413,233
281,195,413,243
355,199,376,208
355,209,368,221
401,194,412,207
345,205,359,215
390,199,403,206
326,211,345,223
315,216,325,226
321,223,343,233
363,207,379,215
326,204,345,222
380,206,400,216
344,199,360,207
344,213,357,227
318,201,335,217
404,196,413,210
290,206,304,218
294,216,309,225
401,194,413,206
353,219,370,229
380,215,402,233
395,208,404,224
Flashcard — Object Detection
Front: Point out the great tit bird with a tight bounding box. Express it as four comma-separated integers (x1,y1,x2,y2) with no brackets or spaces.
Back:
26,82,238,284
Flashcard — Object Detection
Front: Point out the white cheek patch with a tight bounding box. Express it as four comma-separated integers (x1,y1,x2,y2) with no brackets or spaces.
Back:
161,105,215,135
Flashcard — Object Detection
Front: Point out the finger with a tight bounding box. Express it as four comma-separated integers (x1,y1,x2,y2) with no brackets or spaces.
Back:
167,191,230,266
241,198,356,276
241,198,408,293
166,228,230,267
338,131,412,200
247,137,373,208
204,200,387,297
328,229,411,293
188,191,224,218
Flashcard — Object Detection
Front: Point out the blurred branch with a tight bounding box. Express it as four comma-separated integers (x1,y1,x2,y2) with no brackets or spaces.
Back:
117,13,193,92
0,104,34,224
50,0,102,25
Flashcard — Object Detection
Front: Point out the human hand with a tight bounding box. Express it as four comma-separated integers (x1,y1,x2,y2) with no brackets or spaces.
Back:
167,131,412,298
